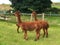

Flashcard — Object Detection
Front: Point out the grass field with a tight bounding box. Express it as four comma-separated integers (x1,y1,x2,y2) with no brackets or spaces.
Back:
52,3,60,9
0,15,60,45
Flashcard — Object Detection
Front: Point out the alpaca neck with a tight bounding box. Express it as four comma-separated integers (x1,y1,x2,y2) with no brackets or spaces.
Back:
34,16,38,21
32,11,38,21
16,15,22,24
33,15,38,21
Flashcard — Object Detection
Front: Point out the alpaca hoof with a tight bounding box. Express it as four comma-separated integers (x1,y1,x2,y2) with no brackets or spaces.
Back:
24,38,28,40
43,36,45,38
34,39,38,41
25,39,28,40
17,31,20,33
46,36,48,38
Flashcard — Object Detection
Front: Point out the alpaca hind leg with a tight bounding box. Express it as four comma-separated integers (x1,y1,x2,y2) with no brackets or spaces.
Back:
24,31,28,40
35,30,40,41
45,29,48,38
43,29,45,37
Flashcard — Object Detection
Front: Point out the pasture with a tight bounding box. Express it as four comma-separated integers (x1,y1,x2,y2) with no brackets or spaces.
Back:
52,3,60,9
0,15,60,45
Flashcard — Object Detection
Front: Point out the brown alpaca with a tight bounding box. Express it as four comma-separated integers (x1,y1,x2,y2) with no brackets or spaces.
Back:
14,10,43,41
32,11,49,37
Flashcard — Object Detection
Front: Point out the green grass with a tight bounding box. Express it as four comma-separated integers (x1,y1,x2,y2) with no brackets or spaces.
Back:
52,5,60,9
52,3,60,9
0,15,60,45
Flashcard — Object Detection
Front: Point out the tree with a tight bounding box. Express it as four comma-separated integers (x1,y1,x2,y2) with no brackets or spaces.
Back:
9,0,52,13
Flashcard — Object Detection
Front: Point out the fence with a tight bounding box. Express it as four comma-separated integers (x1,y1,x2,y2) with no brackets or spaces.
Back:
22,13,60,16
0,13,60,20
0,13,12,20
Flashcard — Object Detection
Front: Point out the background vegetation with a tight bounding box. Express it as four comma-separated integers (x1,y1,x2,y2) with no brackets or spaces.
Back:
0,3,60,14
9,0,52,13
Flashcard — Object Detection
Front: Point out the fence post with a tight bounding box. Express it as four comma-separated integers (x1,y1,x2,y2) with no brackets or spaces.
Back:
30,14,33,21
42,13,44,20
50,12,51,16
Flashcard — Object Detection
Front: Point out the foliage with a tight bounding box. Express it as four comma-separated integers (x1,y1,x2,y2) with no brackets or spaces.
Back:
50,7,60,14
9,0,52,13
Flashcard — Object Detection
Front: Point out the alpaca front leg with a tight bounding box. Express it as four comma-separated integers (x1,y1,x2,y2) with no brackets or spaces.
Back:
17,26,20,33
16,24,20,33
24,31,28,40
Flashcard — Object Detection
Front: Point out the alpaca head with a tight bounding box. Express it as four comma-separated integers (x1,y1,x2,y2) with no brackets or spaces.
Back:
14,10,22,23
32,11,38,21
32,11,37,17
14,10,21,17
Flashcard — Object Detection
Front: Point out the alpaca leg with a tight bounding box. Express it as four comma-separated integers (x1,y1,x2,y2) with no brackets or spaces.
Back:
24,31,28,40
38,32,40,39
43,29,45,37
35,30,40,41
45,29,48,38
17,26,20,33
